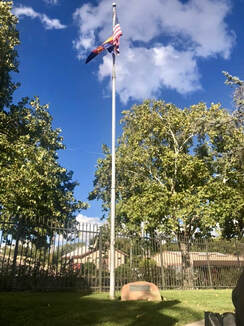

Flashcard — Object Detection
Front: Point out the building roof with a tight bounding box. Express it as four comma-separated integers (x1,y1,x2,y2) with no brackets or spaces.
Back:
63,247,128,259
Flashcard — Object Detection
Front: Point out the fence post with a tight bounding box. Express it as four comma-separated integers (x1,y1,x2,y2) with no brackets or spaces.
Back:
160,239,165,289
129,243,133,269
206,240,213,288
235,239,241,269
98,227,102,292
129,240,133,282
11,222,23,290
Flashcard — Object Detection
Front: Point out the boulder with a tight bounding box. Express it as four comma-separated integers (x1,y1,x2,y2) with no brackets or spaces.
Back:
121,281,162,301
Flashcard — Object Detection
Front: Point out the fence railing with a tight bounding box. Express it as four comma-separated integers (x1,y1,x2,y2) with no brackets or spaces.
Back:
0,220,243,291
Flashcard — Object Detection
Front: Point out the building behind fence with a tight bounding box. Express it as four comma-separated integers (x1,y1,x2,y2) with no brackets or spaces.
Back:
0,220,243,291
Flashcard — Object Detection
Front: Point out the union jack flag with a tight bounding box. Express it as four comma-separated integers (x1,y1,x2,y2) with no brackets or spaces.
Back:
113,13,122,54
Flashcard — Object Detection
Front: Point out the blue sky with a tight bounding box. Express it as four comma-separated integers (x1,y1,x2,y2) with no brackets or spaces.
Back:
11,0,244,223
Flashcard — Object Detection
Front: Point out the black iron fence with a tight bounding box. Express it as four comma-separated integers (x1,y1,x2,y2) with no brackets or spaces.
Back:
0,220,243,291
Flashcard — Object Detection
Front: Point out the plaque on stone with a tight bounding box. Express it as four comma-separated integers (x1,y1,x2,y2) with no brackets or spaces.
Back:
130,285,150,292
121,281,162,301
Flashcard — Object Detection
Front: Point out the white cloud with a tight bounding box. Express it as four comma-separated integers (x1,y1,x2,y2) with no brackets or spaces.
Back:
99,42,200,103
76,214,104,226
41,14,65,30
13,6,66,30
73,0,235,103
13,6,39,19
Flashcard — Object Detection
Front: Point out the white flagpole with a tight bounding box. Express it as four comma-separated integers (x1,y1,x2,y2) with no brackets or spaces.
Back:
110,2,116,300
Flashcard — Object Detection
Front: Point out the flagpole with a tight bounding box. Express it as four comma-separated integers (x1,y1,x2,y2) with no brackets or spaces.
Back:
110,2,116,300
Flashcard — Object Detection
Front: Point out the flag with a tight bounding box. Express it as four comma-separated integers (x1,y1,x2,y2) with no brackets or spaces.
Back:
85,36,114,64
85,12,122,63
113,13,122,54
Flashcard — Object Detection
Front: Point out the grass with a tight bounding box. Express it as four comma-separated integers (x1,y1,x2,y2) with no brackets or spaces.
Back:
0,289,234,326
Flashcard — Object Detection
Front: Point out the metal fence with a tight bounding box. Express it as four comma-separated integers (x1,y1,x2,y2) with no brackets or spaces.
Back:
0,220,243,291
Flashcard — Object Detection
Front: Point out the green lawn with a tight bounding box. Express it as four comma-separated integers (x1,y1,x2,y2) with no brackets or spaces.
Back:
0,289,234,326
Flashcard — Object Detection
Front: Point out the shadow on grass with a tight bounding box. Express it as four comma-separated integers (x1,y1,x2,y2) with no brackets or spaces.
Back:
0,292,204,326
77,298,180,326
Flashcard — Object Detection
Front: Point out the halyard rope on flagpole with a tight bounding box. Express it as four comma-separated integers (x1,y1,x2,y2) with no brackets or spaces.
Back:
110,2,116,300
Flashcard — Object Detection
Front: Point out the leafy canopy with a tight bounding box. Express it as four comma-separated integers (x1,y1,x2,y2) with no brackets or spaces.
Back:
0,1,20,109
89,100,244,239
0,2,87,236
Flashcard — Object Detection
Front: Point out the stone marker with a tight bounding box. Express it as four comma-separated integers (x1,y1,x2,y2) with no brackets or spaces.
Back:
121,281,162,301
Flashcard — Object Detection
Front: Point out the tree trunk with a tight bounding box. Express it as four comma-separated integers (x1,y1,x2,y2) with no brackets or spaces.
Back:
160,240,165,289
178,239,194,289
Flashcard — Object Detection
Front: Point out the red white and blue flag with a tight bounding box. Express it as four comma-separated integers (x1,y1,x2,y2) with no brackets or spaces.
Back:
85,13,122,64
113,13,123,54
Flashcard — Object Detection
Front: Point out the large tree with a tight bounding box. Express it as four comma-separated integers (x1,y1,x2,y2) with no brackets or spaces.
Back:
0,2,88,282
0,97,87,226
0,1,87,239
217,71,244,239
89,100,244,286
90,101,243,239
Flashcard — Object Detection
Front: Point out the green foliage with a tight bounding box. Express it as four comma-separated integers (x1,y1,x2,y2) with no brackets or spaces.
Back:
207,238,244,255
115,257,161,284
0,2,88,243
0,1,20,109
0,97,87,227
88,224,110,250
81,262,97,276
90,100,244,239
223,71,244,114
218,72,244,239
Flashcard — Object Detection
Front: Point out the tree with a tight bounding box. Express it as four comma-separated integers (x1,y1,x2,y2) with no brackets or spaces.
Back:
0,97,87,225
0,1,20,109
0,96,88,280
91,102,235,235
207,122,244,240
0,2,88,278
218,71,244,239
0,1,87,228
89,100,243,287
223,71,244,119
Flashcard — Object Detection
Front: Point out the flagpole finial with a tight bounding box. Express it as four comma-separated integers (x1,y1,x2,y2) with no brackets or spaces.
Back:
112,3,116,7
